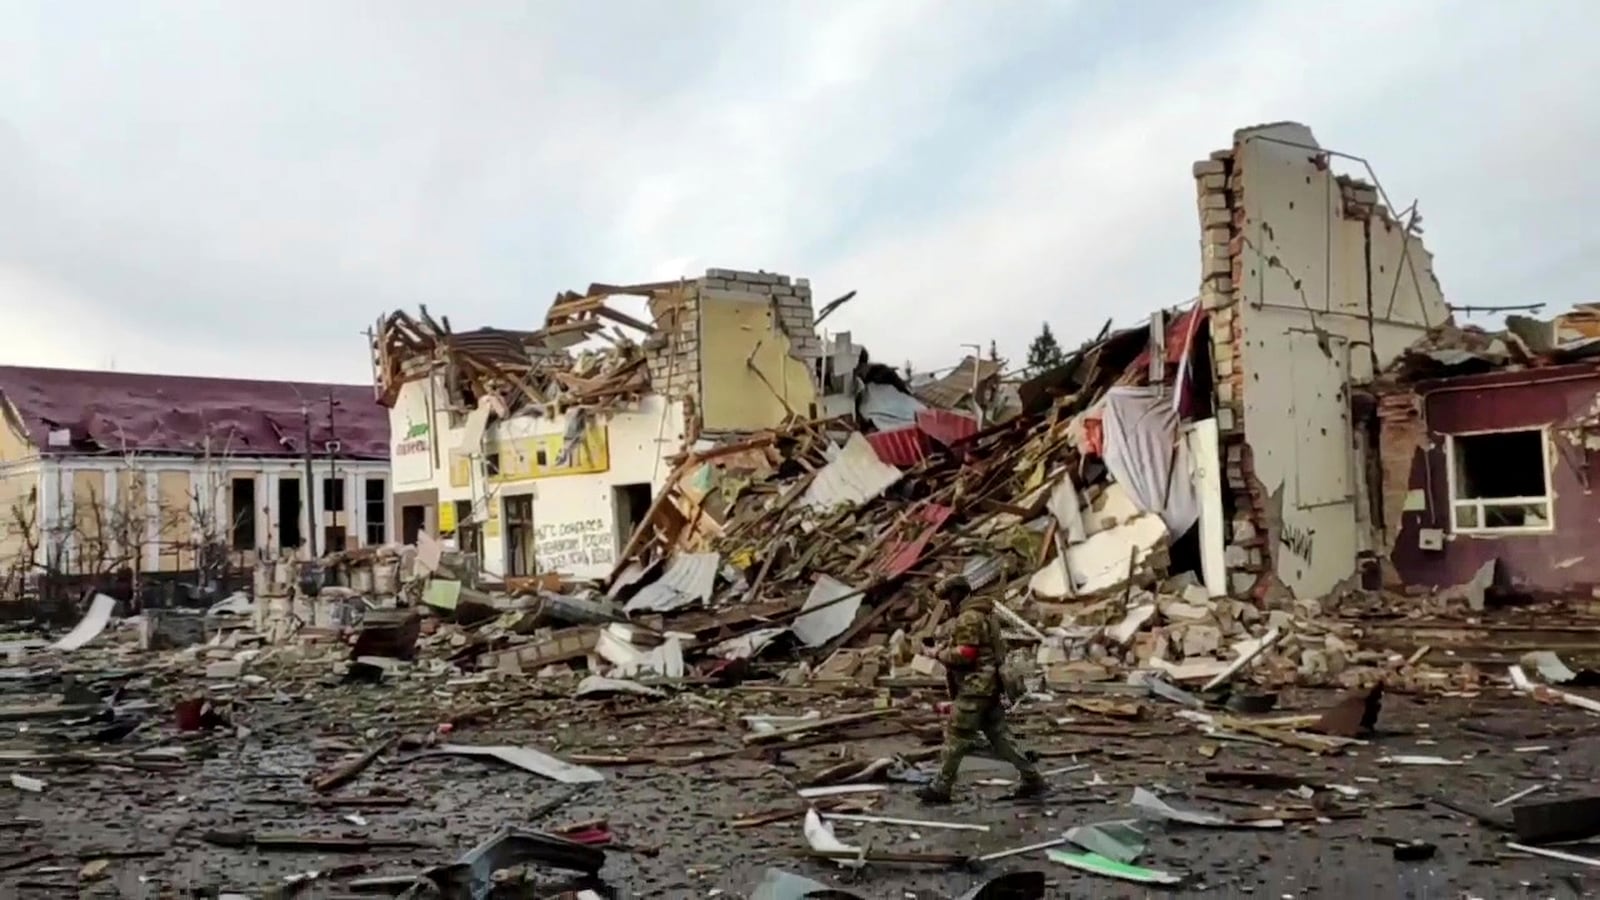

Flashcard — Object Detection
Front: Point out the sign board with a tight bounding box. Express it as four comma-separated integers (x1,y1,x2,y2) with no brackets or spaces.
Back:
391,381,435,486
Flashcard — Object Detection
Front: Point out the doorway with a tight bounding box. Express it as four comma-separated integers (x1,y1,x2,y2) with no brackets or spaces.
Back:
504,494,535,576
400,505,427,545
613,483,653,553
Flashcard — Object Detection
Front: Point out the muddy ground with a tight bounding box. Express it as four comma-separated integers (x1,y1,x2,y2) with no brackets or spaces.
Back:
5,667,1600,899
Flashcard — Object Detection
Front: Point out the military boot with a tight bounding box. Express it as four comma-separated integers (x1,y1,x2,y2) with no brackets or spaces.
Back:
916,783,953,805
1006,773,1047,800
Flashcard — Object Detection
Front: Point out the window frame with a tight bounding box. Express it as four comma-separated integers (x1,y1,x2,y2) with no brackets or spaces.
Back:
1445,426,1556,535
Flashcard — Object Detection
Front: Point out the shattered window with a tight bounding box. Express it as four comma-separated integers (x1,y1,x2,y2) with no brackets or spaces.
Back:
1449,429,1552,532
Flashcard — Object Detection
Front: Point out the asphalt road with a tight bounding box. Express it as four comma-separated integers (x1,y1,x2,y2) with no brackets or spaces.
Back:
5,668,1598,898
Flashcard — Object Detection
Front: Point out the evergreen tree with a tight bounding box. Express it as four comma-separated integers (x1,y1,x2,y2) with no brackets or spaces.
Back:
1026,322,1065,373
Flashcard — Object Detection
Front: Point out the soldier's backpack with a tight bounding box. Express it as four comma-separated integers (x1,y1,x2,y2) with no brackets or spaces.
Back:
987,612,1027,703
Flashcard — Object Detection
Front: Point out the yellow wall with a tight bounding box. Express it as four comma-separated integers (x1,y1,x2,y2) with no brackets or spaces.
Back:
71,470,108,571
699,293,817,432
156,470,193,572
0,404,37,583
450,423,611,487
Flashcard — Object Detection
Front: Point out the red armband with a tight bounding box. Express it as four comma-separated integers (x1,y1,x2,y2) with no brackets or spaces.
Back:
955,645,979,663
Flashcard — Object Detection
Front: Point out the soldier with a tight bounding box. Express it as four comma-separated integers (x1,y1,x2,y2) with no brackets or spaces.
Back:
916,575,1045,804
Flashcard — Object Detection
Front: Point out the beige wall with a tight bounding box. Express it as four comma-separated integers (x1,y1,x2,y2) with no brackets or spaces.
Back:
0,403,38,582
1201,122,1450,600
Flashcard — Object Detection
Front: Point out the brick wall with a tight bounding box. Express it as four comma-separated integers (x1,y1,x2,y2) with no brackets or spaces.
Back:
643,267,818,434
1193,149,1269,597
1374,389,1426,558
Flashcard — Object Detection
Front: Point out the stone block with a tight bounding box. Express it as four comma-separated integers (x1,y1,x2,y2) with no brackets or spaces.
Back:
1201,209,1231,229
795,277,810,289
706,268,737,280
701,278,729,290
1218,407,1236,431
1199,173,1227,192
1198,193,1227,210
1192,159,1226,177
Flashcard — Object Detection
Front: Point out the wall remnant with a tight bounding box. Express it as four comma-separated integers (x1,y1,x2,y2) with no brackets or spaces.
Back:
1192,122,1451,601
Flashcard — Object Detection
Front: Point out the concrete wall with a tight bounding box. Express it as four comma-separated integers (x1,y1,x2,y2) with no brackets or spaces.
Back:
1382,366,1600,596
1195,122,1451,600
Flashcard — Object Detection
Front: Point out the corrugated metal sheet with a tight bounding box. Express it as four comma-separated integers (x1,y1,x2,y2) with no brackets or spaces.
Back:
623,552,721,613
865,410,978,467
962,556,1003,591
915,409,977,446
802,433,903,511
915,357,1003,409
792,575,861,647
865,426,930,467
874,504,954,579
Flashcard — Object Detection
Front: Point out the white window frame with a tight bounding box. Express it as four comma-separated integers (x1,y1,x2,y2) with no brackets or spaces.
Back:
1445,426,1555,535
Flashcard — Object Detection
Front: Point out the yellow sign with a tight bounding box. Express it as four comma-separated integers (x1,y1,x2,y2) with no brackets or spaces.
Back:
490,426,609,483
438,502,458,533
444,424,611,487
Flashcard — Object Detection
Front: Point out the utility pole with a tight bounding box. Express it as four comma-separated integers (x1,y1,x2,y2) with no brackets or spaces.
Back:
326,393,339,552
302,406,318,558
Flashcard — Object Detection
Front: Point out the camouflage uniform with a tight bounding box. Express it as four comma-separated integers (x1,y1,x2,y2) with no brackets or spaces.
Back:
920,585,1043,802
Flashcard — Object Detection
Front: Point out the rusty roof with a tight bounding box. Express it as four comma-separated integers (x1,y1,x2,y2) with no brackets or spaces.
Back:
0,365,389,460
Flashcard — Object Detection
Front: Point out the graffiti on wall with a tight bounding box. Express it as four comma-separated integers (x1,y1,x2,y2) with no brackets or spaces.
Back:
535,517,614,571
1280,521,1315,567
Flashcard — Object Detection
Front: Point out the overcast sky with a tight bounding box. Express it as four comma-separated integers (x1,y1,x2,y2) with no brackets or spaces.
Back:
1,1,1597,385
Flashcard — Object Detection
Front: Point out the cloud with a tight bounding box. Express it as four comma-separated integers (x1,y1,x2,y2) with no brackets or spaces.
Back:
0,0,1596,384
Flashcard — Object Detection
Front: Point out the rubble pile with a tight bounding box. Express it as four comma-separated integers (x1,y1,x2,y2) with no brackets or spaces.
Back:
580,311,1407,693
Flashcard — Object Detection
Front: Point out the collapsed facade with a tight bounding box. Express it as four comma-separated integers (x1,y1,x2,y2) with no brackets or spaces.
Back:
0,366,392,608
372,270,827,582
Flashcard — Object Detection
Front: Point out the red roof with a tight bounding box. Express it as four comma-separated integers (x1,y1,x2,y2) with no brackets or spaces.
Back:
0,366,389,460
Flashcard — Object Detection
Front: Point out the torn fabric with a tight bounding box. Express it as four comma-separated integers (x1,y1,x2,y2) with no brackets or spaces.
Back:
1097,386,1200,536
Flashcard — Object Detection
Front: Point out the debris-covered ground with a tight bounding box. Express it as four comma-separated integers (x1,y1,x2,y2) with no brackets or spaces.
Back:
8,623,1600,898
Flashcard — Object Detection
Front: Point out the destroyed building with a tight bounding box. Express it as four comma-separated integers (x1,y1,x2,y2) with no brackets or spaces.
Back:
1193,122,1450,602
1367,308,1600,598
340,119,1580,692
0,366,392,609
371,269,827,582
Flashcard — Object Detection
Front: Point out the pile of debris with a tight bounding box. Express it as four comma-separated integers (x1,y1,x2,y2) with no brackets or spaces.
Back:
563,306,1409,693
371,300,651,418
